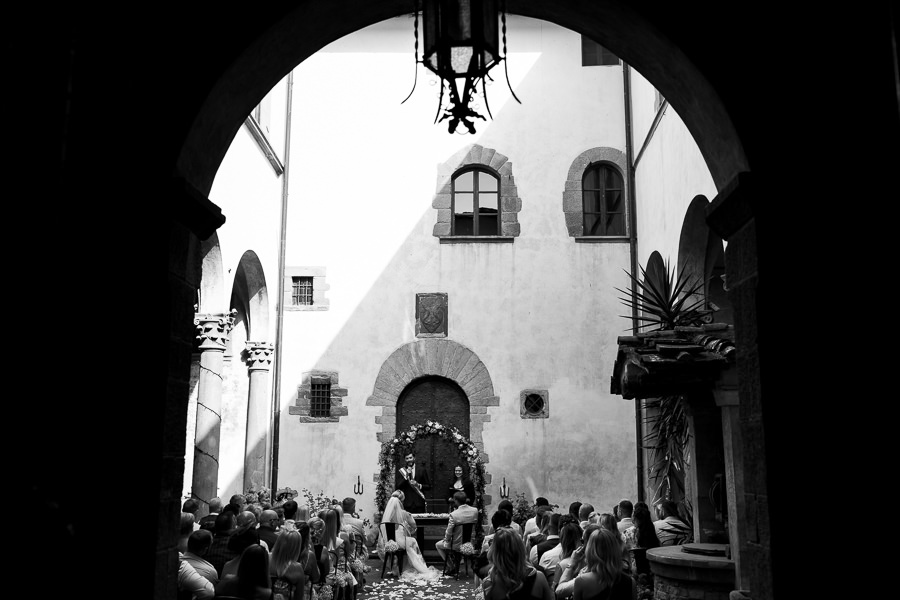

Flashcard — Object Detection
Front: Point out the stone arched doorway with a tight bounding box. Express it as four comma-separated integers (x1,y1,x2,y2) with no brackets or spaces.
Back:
367,338,498,507
397,376,470,512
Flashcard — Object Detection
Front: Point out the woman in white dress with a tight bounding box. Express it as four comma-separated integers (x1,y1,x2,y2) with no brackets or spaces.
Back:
377,492,441,581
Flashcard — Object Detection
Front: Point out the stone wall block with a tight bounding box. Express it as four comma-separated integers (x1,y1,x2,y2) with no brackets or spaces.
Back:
374,415,383,425
448,347,476,381
429,340,449,376
564,180,580,191
432,193,451,209
567,224,582,236
373,368,403,398
463,369,493,396
436,208,452,223
501,196,518,212
459,361,486,390
501,212,518,222
501,223,521,236
466,145,483,165
470,414,492,423
563,190,581,212
500,184,518,197
481,147,496,166
490,153,508,171
433,222,451,236
441,342,464,377
364,394,394,407
381,406,396,416
497,160,512,175
482,473,492,485
469,429,483,442
470,406,488,414
565,212,582,228
454,352,481,385
482,494,492,505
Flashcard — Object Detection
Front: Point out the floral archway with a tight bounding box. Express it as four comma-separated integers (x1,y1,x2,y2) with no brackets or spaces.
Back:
375,420,485,526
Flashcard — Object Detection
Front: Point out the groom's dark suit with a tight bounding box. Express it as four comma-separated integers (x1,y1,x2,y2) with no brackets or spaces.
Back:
395,462,431,513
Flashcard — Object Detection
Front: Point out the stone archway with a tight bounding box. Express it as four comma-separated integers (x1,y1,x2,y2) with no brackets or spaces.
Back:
366,339,499,506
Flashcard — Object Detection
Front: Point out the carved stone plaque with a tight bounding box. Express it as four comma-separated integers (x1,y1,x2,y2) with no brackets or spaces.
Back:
415,293,448,338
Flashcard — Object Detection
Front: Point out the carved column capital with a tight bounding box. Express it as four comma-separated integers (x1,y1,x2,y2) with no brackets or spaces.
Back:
194,310,237,351
245,341,275,372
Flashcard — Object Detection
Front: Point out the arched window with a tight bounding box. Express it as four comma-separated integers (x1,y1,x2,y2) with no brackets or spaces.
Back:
452,167,500,236
582,163,625,236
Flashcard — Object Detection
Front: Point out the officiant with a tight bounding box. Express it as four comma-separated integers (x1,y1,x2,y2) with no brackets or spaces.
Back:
395,451,430,513
446,464,476,506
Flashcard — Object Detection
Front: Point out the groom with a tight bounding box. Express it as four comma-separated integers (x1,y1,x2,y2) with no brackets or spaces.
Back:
395,451,430,513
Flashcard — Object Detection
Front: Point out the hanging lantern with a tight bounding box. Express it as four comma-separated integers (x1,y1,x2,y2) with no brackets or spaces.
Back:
402,0,521,134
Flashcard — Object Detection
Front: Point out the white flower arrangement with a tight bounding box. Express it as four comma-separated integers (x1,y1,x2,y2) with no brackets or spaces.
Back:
384,540,400,553
459,542,476,555
317,584,333,600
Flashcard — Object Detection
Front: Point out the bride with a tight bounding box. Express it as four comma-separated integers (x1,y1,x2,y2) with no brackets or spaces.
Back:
377,492,441,581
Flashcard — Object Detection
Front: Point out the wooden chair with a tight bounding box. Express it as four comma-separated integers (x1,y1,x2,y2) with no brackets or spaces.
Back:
443,522,476,580
380,522,405,579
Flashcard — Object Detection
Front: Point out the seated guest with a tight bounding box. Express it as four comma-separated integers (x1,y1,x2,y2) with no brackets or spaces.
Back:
623,502,660,589
178,555,215,599
182,499,202,531
436,490,479,575
568,502,582,523
281,500,299,530
269,527,317,600
529,513,561,568
653,501,692,546
572,529,636,600
177,511,196,553
215,544,272,600
598,513,631,575
224,494,246,519
540,520,580,586
222,512,267,577
183,529,219,586
615,500,634,535
307,516,331,585
257,509,280,549
555,524,601,599
481,528,553,600
341,498,365,538
498,499,523,537
207,512,237,577
477,508,513,580
523,497,552,540
577,504,594,530
549,522,583,597
525,511,550,557
199,497,223,531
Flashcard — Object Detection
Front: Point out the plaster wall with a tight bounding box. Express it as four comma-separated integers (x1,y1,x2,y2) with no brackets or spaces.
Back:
630,69,717,270
277,17,637,519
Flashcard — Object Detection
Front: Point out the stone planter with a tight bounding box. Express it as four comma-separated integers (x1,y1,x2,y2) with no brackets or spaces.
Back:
648,544,735,600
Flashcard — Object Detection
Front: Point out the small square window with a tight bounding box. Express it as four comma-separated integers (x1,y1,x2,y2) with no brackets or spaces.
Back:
292,277,313,306
309,381,331,418
581,36,620,66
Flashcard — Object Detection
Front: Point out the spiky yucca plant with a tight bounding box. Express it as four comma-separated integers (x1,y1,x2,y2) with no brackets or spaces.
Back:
615,259,709,331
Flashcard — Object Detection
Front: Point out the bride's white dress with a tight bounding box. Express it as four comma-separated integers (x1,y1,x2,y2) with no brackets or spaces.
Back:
378,497,441,581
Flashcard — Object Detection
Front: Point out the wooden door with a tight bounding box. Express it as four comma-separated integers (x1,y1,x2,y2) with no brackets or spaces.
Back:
397,376,470,513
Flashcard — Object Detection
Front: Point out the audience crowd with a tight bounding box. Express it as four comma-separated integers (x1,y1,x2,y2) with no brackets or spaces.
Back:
176,489,693,600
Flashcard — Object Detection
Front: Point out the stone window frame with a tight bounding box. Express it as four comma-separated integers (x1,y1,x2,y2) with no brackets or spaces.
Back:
289,371,349,423
433,144,521,242
562,147,630,242
520,389,550,419
284,266,329,311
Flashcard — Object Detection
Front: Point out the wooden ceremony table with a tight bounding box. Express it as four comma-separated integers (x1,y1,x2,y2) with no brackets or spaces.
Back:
410,513,450,564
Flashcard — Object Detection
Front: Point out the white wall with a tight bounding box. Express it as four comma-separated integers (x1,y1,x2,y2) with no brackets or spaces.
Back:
278,16,637,519
630,69,717,270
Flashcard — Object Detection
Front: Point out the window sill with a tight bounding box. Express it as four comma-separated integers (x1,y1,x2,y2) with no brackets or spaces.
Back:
285,304,329,311
439,236,515,244
574,236,631,243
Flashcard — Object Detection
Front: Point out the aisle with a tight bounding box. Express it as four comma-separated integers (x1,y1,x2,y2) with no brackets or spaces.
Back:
357,556,480,600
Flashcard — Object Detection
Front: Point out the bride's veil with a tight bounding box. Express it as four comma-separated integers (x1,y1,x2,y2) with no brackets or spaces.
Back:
382,495,406,525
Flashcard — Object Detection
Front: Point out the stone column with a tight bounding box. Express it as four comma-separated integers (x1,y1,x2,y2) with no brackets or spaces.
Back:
243,341,274,492
713,369,748,591
191,311,235,515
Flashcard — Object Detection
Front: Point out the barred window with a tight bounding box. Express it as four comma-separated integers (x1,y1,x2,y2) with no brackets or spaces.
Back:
309,381,331,418
292,277,313,306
